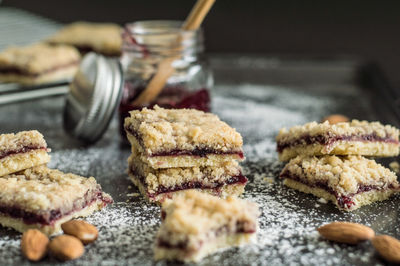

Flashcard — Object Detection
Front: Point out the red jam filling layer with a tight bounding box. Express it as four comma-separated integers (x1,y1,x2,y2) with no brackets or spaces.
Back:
280,171,395,209
131,168,247,200
277,133,399,152
0,61,79,77
0,146,47,160
119,83,211,137
148,174,248,199
150,148,244,159
0,189,112,226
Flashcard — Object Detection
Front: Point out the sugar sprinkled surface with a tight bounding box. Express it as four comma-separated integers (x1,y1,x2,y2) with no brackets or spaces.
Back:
0,61,395,266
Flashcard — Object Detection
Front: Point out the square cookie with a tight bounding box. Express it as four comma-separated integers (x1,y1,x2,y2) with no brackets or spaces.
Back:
154,190,259,262
0,166,112,235
0,130,50,176
280,155,399,211
128,155,247,203
124,106,244,169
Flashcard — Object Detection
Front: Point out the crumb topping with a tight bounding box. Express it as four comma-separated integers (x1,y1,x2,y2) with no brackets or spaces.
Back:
281,155,399,195
0,166,108,212
276,120,399,143
124,106,243,154
0,43,80,74
159,190,259,237
0,130,47,154
46,22,122,55
128,155,242,193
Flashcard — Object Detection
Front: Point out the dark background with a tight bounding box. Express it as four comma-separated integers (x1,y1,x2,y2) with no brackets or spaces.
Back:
3,0,400,88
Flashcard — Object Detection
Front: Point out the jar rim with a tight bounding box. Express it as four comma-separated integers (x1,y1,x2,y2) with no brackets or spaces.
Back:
125,20,200,36
122,20,204,56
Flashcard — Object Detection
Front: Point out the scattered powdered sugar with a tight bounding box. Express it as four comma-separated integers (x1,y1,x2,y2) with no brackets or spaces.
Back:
0,73,394,265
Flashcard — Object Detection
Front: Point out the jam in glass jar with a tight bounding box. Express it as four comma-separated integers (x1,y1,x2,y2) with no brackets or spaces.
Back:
119,20,213,137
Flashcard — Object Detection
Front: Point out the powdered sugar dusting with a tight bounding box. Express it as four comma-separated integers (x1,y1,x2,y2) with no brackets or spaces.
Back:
0,64,394,265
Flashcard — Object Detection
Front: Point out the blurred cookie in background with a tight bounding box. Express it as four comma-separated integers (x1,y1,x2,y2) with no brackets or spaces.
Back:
46,22,122,57
0,43,80,85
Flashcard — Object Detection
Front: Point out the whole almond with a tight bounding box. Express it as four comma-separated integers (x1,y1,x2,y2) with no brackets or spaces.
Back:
321,114,349,124
61,220,98,244
372,235,400,263
48,235,84,261
317,221,375,244
21,229,49,261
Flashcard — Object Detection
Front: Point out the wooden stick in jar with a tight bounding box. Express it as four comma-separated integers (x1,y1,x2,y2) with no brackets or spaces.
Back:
182,0,216,30
132,0,216,106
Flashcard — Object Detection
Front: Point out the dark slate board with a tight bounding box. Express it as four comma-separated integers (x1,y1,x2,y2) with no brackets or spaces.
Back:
0,56,396,266
0,7,396,266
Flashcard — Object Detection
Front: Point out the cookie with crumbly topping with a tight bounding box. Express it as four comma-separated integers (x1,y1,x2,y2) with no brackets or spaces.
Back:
124,106,244,169
128,155,247,203
276,120,400,161
0,130,50,176
280,155,399,211
0,165,112,235
154,190,259,262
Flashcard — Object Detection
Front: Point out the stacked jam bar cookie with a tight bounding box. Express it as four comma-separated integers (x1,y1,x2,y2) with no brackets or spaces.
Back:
276,120,400,211
124,106,247,203
0,130,112,235
154,190,259,262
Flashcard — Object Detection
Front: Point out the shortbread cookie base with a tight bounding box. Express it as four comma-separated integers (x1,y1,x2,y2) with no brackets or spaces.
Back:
283,178,398,211
0,199,107,235
279,140,400,161
0,64,78,85
0,149,50,176
129,173,245,204
154,233,255,262
142,153,243,169
128,134,243,169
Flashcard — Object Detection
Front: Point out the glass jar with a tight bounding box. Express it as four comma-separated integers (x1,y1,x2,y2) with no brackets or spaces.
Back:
119,20,213,136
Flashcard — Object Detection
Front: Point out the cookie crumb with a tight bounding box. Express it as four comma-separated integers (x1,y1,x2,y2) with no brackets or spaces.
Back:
317,198,328,204
389,161,400,174
263,177,274,184
127,193,140,197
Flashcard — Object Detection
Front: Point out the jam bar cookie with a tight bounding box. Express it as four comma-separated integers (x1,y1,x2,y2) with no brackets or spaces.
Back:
0,166,112,235
276,120,399,161
0,43,80,85
280,155,399,211
154,190,259,262
0,130,50,176
128,155,247,203
47,22,122,56
124,106,244,169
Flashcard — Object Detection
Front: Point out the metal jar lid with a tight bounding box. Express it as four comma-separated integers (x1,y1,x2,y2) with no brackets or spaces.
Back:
63,53,123,143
